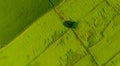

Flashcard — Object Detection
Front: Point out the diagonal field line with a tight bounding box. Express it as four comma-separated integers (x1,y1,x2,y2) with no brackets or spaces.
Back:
49,0,66,20
105,0,120,15
27,29,70,65
81,0,105,20
103,50,120,66
47,0,106,66
28,0,110,65
89,0,119,48
89,14,118,48
72,29,99,66
48,0,120,66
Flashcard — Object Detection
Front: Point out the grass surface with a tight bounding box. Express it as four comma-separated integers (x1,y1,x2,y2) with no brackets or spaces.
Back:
0,0,120,66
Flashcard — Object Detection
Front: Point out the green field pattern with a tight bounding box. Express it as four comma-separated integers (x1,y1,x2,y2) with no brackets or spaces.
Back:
0,0,120,66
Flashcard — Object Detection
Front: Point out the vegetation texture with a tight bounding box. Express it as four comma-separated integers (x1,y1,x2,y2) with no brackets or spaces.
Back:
0,0,120,66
